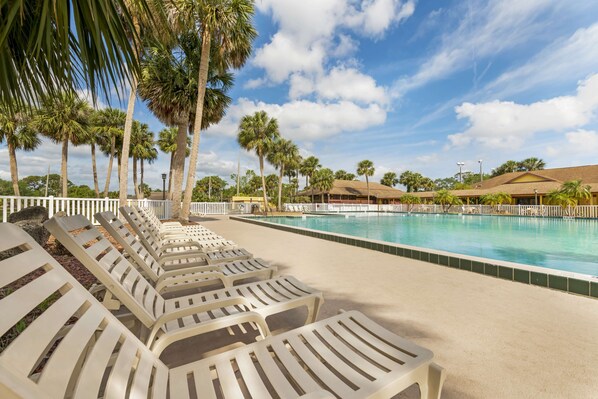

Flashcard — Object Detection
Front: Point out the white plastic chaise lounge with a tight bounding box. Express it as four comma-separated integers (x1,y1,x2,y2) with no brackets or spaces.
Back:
0,222,446,399
119,208,253,266
45,215,324,355
121,205,237,253
96,211,276,291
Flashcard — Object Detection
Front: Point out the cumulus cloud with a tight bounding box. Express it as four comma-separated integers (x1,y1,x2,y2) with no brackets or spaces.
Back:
447,74,598,148
392,0,559,96
205,98,387,141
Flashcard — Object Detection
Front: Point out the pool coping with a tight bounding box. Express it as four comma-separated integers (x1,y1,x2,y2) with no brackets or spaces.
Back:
230,215,598,300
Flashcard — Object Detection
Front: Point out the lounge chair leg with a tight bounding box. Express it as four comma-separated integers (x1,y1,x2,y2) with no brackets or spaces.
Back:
306,297,322,324
425,363,446,399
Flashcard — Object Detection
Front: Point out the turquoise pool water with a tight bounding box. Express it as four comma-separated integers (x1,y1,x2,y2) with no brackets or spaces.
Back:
256,214,598,276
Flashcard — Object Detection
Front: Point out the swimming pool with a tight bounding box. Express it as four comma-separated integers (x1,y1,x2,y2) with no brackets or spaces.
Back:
256,213,598,276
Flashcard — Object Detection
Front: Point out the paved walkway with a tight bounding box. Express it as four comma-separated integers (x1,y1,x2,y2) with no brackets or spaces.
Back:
177,216,598,398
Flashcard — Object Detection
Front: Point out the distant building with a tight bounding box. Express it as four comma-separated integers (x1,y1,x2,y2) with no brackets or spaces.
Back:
412,164,598,205
298,180,404,204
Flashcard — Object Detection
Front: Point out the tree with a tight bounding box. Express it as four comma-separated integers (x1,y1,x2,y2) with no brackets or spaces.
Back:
311,168,335,203
560,179,591,204
480,192,512,212
0,104,40,195
33,92,91,197
518,157,546,171
434,189,463,213
267,138,300,211
1,0,153,110
138,32,234,219
192,176,227,202
491,160,519,176
335,170,356,180
130,121,157,199
172,0,257,221
92,108,126,197
545,190,577,216
434,177,458,190
238,111,280,213
300,156,321,189
399,170,424,192
357,160,375,204
157,127,191,197
399,194,421,212
380,172,398,187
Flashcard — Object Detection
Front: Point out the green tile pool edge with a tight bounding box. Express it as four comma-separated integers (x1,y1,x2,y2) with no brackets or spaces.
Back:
231,216,598,300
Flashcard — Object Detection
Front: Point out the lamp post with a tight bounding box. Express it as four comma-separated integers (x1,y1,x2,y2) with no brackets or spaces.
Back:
161,173,166,200
534,189,538,206
457,162,465,182
478,159,483,182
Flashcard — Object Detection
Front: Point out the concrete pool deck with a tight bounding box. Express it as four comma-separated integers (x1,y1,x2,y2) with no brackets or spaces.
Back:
181,215,598,398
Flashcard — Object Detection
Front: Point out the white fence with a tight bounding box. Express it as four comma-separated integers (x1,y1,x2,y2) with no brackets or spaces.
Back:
1,196,255,224
285,203,598,218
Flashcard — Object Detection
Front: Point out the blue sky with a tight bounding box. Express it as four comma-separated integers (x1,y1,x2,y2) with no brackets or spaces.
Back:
2,0,598,193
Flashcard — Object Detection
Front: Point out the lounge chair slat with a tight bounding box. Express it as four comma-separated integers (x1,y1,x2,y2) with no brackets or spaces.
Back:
151,364,169,399
253,345,298,398
190,367,217,399
214,358,245,398
234,351,272,398
73,228,102,246
129,351,154,399
0,248,47,288
104,338,138,399
269,340,322,393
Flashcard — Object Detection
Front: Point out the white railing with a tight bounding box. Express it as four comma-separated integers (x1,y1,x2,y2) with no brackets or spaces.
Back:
1,196,255,224
284,203,598,218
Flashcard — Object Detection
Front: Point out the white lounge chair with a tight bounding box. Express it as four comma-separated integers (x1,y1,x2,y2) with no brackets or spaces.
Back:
0,222,446,399
45,214,324,355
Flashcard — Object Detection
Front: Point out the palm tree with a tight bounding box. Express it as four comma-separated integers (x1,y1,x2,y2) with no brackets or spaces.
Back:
170,0,257,221
138,33,233,219
434,189,463,213
33,92,91,197
92,108,126,197
545,190,577,216
399,194,421,212
311,168,335,203
0,104,40,195
299,156,321,188
492,160,519,176
381,172,398,187
335,170,356,180
357,160,375,204
130,121,157,199
157,127,191,197
399,170,424,192
1,0,152,110
560,179,591,204
480,192,512,212
238,111,280,214
267,138,299,210
518,157,546,171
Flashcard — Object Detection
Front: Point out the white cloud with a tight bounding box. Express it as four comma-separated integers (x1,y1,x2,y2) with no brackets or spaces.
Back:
393,0,557,96
564,129,598,153
205,98,387,141
448,74,598,148
345,0,415,38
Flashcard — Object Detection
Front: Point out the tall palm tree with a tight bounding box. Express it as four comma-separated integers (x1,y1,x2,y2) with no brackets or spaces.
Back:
171,0,257,221
1,0,151,110
267,138,299,210
157,127,191,197
381,172,398,187
138,33,233,219
33,92,91,197
0,104,40,195
357,160,375,204
299,156,321,189
92,108,126,197
334,169,356,181
518,157,546,171
238,111,280,213
311,168,335,203
130,121,157,199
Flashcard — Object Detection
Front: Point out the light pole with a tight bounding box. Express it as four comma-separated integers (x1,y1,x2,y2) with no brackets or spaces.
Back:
161,173,166,200
534,189,538,206
478,160,483,182
457,162,465,182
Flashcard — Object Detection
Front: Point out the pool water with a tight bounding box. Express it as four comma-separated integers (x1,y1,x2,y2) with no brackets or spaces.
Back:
257,213,598,276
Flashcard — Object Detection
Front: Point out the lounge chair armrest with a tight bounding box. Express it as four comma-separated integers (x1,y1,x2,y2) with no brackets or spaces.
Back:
159,240,202,250
155,270,225,292
157,250,208,264
158,265,220,280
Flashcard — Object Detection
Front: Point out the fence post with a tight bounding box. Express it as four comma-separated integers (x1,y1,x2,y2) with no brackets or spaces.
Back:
2,197,6,222
48,195,54,218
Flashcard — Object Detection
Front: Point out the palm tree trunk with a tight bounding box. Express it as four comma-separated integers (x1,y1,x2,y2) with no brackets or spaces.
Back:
104,136,116,197
278,164,284,211
119,76,138,206
259,155,268,214
170,118,189,219
133,156,140,199
91,142,99,197
181,29,212,222
61,139,68,197
140,158,145,199
7,142,20,196
366,176,370,204
167,153,174,197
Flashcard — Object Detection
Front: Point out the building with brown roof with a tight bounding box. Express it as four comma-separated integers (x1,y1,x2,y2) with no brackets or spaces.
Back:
412,164,598,205
298,179,405,204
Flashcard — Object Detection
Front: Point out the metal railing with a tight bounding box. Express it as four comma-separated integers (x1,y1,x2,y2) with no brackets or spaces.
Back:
284,203,598,218
1,196,256,224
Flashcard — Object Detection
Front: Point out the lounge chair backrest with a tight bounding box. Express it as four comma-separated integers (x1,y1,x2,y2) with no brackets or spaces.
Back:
44,214,164,327
120,206,164,260
134,205,164,232
0,223,168,399
95,211,163,281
